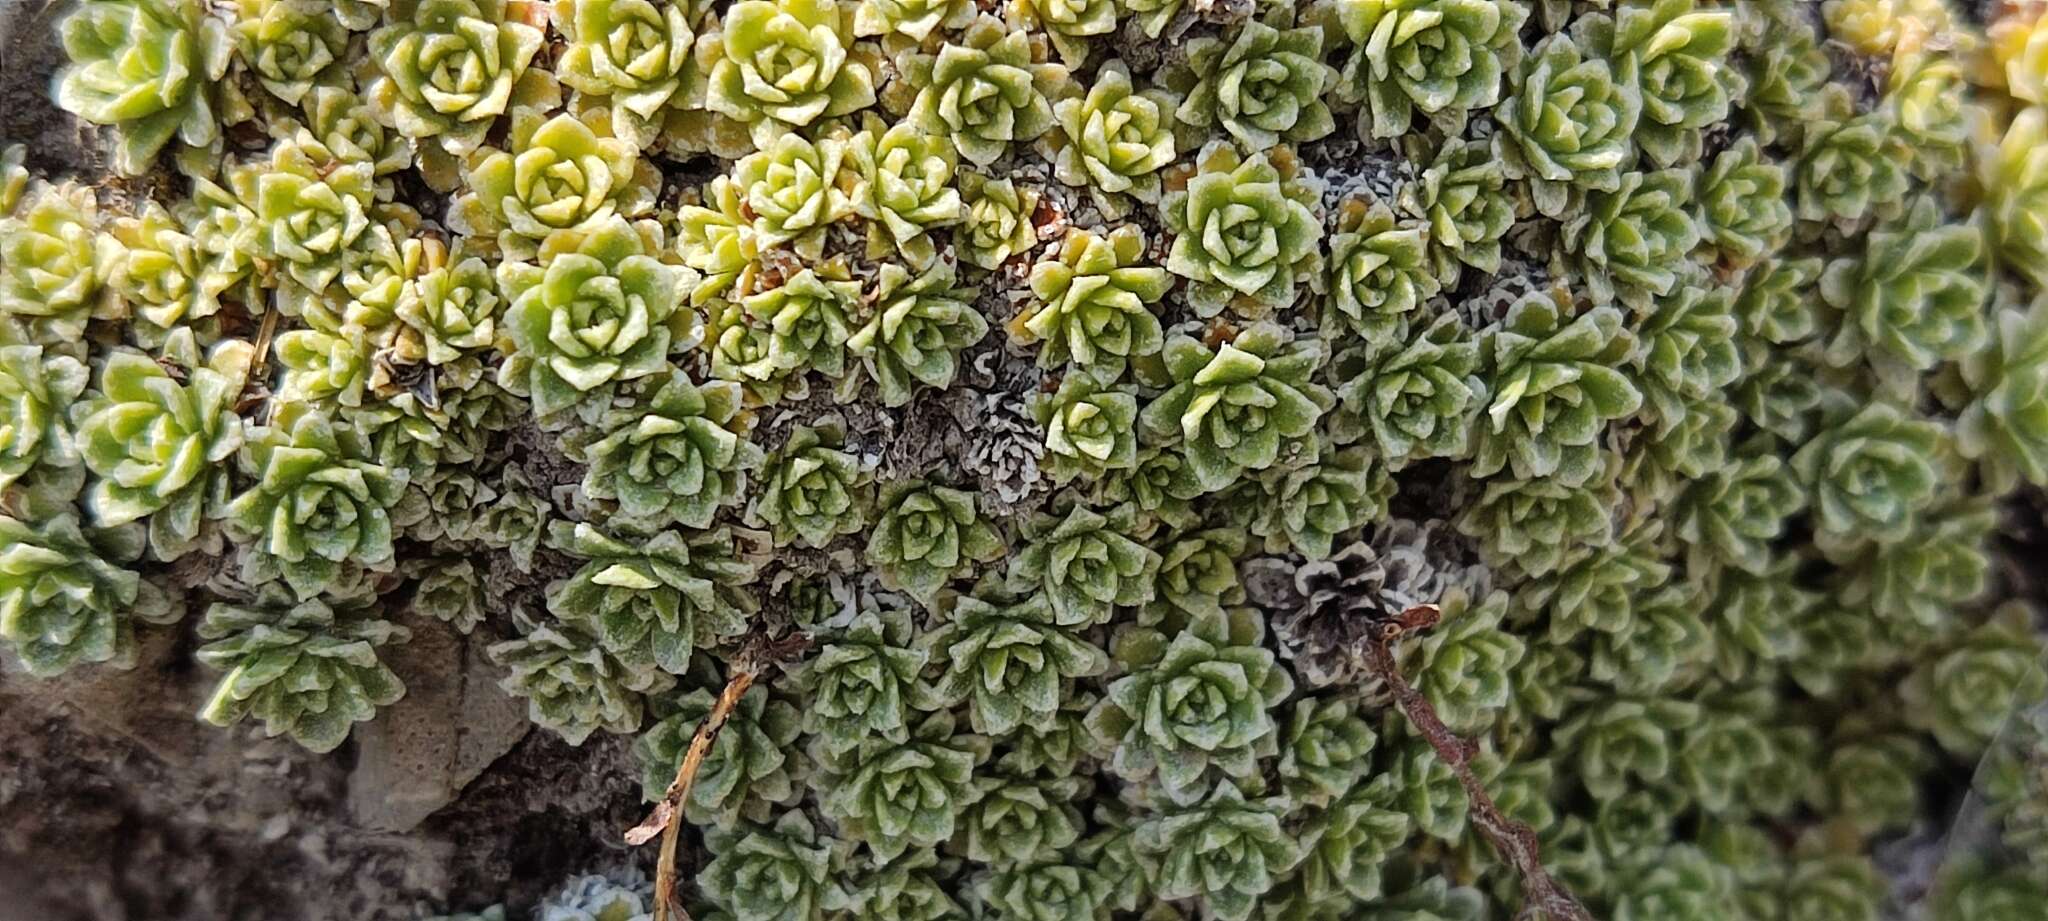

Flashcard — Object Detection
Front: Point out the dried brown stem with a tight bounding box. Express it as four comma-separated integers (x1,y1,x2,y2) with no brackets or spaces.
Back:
250,308,280,381
237,308,282,420
624,669,751,921
624,631,813,921
1361,604,1595,921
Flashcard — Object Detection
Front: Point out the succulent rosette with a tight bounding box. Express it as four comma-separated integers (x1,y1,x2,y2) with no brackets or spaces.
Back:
221,403,407,598
550,522,757,675
1323,200,1437,345
0,343,87,495
1173,18,1335,150
1671,442,1806,576
394,241,502,365
1086,606,1294,803
1137,323,1333,492
920,589,1109,735
1457,468,1620,578
1400,137,1512,287
1624,394,1738,505
301,87,415,189
1554,695,1700,800
905,17,1061,168
1097,447,1206,530
1275,695,1377,803
1820,196,1987,391
1790,401,1946,549
844,850,962,921
577,370,763,530
958,172,1040,270
1336,0,1529,139
1010,0,1117,66
1822,733,1933,834
1474,293,1641,485
1245,445,1390,560
1161,143,1323,318
1634,279,1742,434
853,0,973,40
849,119,964,269
1902,607,2048,756
1580,0,1738,167
488,606,676,744
1796,86,1908,225
865,479,1004,603
1046,60,1178,213
1005,504,1161,626
1696,138,1792,267
708,304,792,401
1737,5,1829,144
1959,303,2048,490
1330,312,1486,468
1031,374,1141,482
1773,853,1885,921
749,418,872,549
271,325,371,408
233,135,379,298
230,0,347,107
744,268,860,382
1021,226,1170,382
818,709,990,862
1132,781,1301,921
1733,257,1824,356
973,862,1113,921
1145,528,1245,626
793,602,924,752
634,682,803,827
73,331,252,555
498,216,691,420
704,301,788,396
331,221,430,334
1399,586,1524,733
554,0,714,144
733,133,853,259
0,513,176,678
675,175,761,305
410,557,488,633
451,108,660,260
845,262,987,407
1494,32,1641,217
366,0,548,155
195,589,408,753
1986,107,2048,288
1293,778,1410,906
1561,168,1702,312
54,0,234,175
0,182,107,343
98,201,223,332
701,811,853,920
700,0,879,147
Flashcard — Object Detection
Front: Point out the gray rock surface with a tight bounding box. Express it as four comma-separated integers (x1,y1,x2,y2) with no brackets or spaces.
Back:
0,612,637,921
347,620,532,834
2,1,110,179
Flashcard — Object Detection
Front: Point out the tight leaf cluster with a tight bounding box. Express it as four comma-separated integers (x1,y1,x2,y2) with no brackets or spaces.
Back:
8,3,2048,921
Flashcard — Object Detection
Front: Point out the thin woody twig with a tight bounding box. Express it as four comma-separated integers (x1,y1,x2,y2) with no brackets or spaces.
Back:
1361,604,1595,921
625,668,752,921
624,631,812,921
